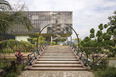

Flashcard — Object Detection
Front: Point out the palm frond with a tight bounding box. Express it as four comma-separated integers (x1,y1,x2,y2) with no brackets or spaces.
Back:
7,11,33,31
0,0,12,10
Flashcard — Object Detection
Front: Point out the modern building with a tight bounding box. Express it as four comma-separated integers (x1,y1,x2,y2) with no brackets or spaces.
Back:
7,11,72,43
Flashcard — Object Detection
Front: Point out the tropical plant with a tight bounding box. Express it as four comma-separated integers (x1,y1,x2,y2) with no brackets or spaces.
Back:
0,0,12,11
0,0,32,35
0,11,32,34
0,57,26,77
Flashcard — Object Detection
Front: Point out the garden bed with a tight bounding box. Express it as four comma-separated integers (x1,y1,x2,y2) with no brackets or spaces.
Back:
0,52,31,59
0,53,27,77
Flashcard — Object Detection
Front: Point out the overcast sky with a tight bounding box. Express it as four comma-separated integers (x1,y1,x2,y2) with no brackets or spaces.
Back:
8,0,116,39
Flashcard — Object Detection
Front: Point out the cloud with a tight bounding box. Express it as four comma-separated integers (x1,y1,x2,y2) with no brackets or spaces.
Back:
8,0,116,39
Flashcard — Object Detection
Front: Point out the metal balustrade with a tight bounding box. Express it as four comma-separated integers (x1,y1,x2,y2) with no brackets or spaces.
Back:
27,42,48,65
69,42,88,66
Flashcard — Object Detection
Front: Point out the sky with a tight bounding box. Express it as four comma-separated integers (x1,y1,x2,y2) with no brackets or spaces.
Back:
8,0,116,39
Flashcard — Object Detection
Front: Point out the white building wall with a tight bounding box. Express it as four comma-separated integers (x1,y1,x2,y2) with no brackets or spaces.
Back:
15,35,29,41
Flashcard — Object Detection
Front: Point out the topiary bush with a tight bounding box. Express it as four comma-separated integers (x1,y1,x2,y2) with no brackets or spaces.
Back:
50,41,56,45
0,39,36,53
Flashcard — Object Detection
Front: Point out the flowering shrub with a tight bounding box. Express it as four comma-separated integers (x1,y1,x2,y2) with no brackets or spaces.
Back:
0,52,26,77
5,64,10,71
14,51,25,64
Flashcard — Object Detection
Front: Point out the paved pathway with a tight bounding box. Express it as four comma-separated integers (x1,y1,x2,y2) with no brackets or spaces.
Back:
18,71,94,77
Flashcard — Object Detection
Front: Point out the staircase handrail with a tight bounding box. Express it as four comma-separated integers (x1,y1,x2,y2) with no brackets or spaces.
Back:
27,41,48,65
69,42,88,66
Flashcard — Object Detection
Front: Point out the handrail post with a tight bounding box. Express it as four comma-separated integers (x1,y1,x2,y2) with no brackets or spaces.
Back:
38,49,40,55
76,49,79,55
85,55,88,66
28,55,32,65
43,45,44,49
27,55,29,65
80,51,83,59
34,53,36,59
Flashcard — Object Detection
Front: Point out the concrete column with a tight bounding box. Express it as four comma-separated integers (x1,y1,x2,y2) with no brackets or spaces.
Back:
51,36,53,45
66,37,68,41
70,36,72,43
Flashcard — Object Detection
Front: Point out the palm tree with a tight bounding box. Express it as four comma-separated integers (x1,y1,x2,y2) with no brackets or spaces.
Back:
0,0,12,11
0,0,32,34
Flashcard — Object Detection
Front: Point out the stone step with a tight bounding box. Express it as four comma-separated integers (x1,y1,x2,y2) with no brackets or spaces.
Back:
40,55,76,57
40,55,76,58
29,67,86,71
38,58,77,60
35,61,80,64
45,52,72,53
42,53,74,56
45,51,72,53
37,58,78,61
45,52,73,54
37,59,78,61
33,64,83,67
26,46,87,71
40,56,77,59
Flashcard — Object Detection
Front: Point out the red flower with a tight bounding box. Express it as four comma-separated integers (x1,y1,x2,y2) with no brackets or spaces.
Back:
30,57,32,60
19,58,21,61
5,65,8,68
18,51,21,55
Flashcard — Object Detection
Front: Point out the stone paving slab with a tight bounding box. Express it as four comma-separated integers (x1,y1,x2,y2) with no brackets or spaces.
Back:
18,71,94,77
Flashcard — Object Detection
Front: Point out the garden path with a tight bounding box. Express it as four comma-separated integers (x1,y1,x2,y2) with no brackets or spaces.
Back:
18,71,94,77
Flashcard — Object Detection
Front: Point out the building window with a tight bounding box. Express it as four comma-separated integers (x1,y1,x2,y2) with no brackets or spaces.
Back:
32,15,39,20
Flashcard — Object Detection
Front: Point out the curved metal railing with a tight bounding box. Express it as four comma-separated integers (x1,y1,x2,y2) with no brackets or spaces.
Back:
27,42,48,65
69,42,88,66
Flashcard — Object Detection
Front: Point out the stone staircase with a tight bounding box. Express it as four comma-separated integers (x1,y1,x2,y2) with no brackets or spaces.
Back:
27,46,87,71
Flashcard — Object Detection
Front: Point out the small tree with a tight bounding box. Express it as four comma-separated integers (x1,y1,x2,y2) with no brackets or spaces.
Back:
73,38,82,45
108,11,116,40
50,41,56,45
107,11,116,56
80,23,114,66
33,36,45,45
